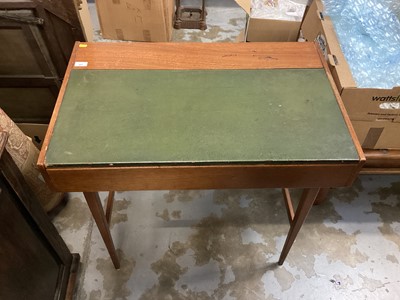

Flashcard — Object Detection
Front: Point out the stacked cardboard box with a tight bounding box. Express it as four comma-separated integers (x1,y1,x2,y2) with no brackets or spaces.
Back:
235,0,304,42
96,0,175,42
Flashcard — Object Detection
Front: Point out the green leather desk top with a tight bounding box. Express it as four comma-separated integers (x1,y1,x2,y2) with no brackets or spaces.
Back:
45,69,359,167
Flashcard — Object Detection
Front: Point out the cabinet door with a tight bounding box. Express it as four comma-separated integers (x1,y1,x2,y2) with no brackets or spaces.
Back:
0,179,61,300
0,131,79,300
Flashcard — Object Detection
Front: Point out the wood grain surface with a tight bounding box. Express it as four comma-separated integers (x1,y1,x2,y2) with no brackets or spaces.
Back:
72,42,323,70
361,149,400,174
45,163,361,192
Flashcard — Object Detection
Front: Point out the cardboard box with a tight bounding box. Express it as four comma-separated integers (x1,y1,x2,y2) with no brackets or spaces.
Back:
17,123,48,149
235,0,303,42
352,121,400,150
302,0,400,149
96,0,174,42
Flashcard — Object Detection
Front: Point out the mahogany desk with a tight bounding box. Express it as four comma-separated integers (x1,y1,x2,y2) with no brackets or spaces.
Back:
38,42,365,269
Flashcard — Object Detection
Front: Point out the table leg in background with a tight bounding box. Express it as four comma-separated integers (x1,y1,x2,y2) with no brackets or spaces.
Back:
313,188,331,205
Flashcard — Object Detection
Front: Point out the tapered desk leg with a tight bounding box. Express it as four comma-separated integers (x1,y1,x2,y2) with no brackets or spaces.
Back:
278,188,320,265
83,192,120,269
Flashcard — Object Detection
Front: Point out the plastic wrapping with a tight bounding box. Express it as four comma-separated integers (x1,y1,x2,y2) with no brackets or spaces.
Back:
251,0,307,22
322,0,400,89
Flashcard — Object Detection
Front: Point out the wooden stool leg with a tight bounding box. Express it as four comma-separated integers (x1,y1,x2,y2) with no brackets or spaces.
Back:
83,192,120,269
313,188,330,205
278,188,320,265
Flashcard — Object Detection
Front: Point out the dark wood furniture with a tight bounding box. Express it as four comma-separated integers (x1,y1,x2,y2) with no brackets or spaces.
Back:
174,0,207,30
0,0,85,123
361,149,400,174
38,42,365,269
0,132,79,300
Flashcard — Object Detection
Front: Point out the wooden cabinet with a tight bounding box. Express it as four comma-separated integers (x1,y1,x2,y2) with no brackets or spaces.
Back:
0,132,79,300
0,0,85,123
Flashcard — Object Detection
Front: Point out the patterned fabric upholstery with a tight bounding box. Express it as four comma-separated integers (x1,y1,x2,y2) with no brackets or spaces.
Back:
0,108,64,213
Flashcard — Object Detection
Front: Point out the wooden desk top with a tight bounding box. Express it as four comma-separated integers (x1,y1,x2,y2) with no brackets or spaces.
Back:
69,42,324,70
41,42,362,168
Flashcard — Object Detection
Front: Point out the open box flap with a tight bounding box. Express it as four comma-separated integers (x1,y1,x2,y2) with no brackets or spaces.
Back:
302,0,356,90
234,0,250,15
322,14,356,90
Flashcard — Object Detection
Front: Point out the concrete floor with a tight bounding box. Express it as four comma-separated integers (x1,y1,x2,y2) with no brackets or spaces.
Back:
54,176,400,299
52,2,400,299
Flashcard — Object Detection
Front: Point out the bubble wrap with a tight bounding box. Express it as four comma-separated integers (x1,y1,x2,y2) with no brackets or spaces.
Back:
251,0,307,22
321,0,400,89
